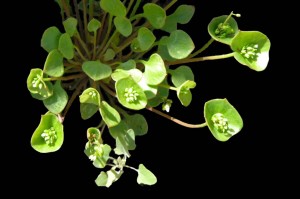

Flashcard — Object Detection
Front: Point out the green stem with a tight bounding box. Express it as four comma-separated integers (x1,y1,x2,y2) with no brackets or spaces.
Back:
96,12,107,45
146,106,207,128
168,52,235,66
124,165,138,172
74,46,88,61
99,30,118,59
43,73,85,81
82,0,89,42
73,0,84,38
88,0,94,21
75,33,91,59
189,38,214,58
61,0,71,17
129,0,141,18
164,0,177,11
159,84,177,91
127,0,135,15
92,31,97,60
98,14,113,58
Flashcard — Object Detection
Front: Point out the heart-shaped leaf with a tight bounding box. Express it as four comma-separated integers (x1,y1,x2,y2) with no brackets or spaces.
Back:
82,60,112,81
80,103,99,120
142,53,167,85
114,16,132,37
99,101,121,128
88,18,101,32
172,5,195,24
43,49,64,77
100,0,126,17
176,80,196,107
63,17,78,36
31,112,64,153
167,30,194,59
43,81,68,114
170,65,194,87
41,26,62,53
58,33,74,59
143,3,166,29
137,164,157,185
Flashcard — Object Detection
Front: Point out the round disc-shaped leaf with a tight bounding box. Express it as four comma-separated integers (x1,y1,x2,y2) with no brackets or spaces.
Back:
80,103,98,120
43,81,68,114
167,30,195,59
79,87,101,106
82,60,112,81
176,80,196,107
100,0,126,17
43,49,64,77
27,68,53,100
137,27,156,51
204,98,243,142
172,5,195,24
142,53,167,85
208,15,239,45
231,31,270,72
41,26,62,53
88,18,101,32
124,114,148,136
63,17,78,36
58,33,74,59
143,3,166,29
137,164,157,185
170,65,194,87
114,16,132,37
115,77,147,110
31,112,64,153
99,101,121,128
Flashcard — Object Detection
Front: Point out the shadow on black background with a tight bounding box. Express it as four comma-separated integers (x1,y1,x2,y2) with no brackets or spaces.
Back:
7,0,293,197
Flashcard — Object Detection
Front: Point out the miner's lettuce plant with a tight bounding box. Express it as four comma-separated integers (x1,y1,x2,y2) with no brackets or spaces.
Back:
27,0,271,187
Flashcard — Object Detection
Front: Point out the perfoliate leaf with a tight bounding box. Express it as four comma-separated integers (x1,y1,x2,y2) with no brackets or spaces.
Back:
43,81,68,114
43,49,64,77
82,61,112,81
41,26,62,53
99,101,121,128
204,98,243,142
143,3,166,29
31,112,64,153
137,164,157,185
79,87,101,106
58,33,74,59
167,30,194,59
63,17,78,36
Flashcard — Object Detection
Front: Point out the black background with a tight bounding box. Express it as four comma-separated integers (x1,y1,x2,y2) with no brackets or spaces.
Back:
7,0,294,197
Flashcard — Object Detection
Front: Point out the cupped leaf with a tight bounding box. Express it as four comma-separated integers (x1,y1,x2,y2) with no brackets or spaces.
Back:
114,16,132,37
143,3,166,29
43,49,64,77
137,164,157,186
204,98,243,142
100,0,126,17
58,33,74,59
176,80,196,107
27,68,53,100
142,53,167,85
167,30,195,59
124,114,148,136
31,112,64,153
63,17,78,36
43,81,68,114
99,101,121,128
79,87,101,106
115,77,147,110
80,103,99,120
208,15,238,45
88,18,101,32
82,60,112,81
170,65,194,87
41,26,62,52
231,31,270,71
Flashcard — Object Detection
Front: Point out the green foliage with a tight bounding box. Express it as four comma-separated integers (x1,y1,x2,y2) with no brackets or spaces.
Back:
27,0,270,188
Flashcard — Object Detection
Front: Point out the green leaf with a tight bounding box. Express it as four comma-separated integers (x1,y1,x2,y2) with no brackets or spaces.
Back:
137,164,157,185
43,49,64,77
105,169,124,187
31,112,64,153
27,68,53,100
147,79,169,107
161,15,178,33
170,65,194,87
88,18,101,32
176,80,196,107
143,3,166,29
204,98,243,142
41,26,62,53
157,37,176,61
58,33,74,59
115,77,147,110
231,31,270,72
103,48,115,61
95,172,108,187
142,53,167,85
117,59,136,70
114,16,132,37
208,15,239,45
124,114,148,136
92,144,111,168
138,27,156,51
100,0,126,17
99,101,121,128
172,5,195,24
87,127,102,143
82,60,112,81
80,103,99,120
79,87,101,106
63,17,78,36
167,30,194,59
137,76,158,99
43,81,68,114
